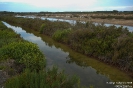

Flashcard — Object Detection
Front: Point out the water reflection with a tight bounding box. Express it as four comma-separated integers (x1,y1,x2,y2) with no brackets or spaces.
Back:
3,21,132,88
66,55,88,68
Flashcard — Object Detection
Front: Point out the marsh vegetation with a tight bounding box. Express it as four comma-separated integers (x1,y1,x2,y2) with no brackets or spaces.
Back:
0,14,133,87
0,16,132,73
0,21,84,88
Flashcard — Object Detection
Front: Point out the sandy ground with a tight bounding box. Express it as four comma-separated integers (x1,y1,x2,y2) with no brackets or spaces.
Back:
50,16,133,26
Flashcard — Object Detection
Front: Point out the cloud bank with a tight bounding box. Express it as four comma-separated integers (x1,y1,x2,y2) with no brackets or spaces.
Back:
0,0,133,11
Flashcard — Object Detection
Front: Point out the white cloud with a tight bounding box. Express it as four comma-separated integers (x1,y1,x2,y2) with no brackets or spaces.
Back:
92,6,133,11
1,0,132,11
26,35,41,41
0,0,97,8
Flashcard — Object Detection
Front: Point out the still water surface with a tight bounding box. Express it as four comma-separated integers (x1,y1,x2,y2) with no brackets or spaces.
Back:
3,21,133,88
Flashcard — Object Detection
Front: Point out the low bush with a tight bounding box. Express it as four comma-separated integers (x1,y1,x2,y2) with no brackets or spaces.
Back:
0,20,84,88
0,41,46,71
52,28,71,43
4,66,82,88
0,22,21,48
1,16,133,72
39,23,45,34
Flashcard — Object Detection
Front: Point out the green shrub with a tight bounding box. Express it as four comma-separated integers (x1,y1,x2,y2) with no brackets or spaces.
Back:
4,66,82,88
52,29,71,43
0,22,22,48
0,41,46,71
39,23,45,34
0,21,8,30
0,29,20,45
1,16,133,72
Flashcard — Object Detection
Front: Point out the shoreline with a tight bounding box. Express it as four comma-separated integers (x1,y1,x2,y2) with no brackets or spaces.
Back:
49,16,133,26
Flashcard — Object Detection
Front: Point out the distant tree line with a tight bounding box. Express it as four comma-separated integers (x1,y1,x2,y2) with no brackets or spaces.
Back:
0,10,133,15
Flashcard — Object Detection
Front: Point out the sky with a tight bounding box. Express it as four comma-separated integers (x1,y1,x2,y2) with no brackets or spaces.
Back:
0,0,133,12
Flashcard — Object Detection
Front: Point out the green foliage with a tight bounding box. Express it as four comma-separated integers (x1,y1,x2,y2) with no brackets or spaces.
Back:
0,22,21,48
0,21,46,71
4,66,83,88
0,42,46,71
0,21,8,30
0,16,71,36
52,28,71,43
39,23,45,34
1,16,133,72
68,23,133,71
0,20,84,87
112,36,133,70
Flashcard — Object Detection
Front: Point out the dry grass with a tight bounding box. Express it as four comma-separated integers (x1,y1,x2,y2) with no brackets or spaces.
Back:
91,19,133,26
47,13,133,26
51,16,133,26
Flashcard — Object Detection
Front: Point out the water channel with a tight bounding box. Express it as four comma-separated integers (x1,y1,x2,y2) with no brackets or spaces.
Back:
16,15,133,32
2,21,133,88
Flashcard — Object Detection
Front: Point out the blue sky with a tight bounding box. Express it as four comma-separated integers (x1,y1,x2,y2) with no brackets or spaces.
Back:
0,0,133,12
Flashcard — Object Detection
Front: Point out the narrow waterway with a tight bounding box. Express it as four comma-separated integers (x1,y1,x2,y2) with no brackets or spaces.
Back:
16,15,133,32
3,21,133,88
